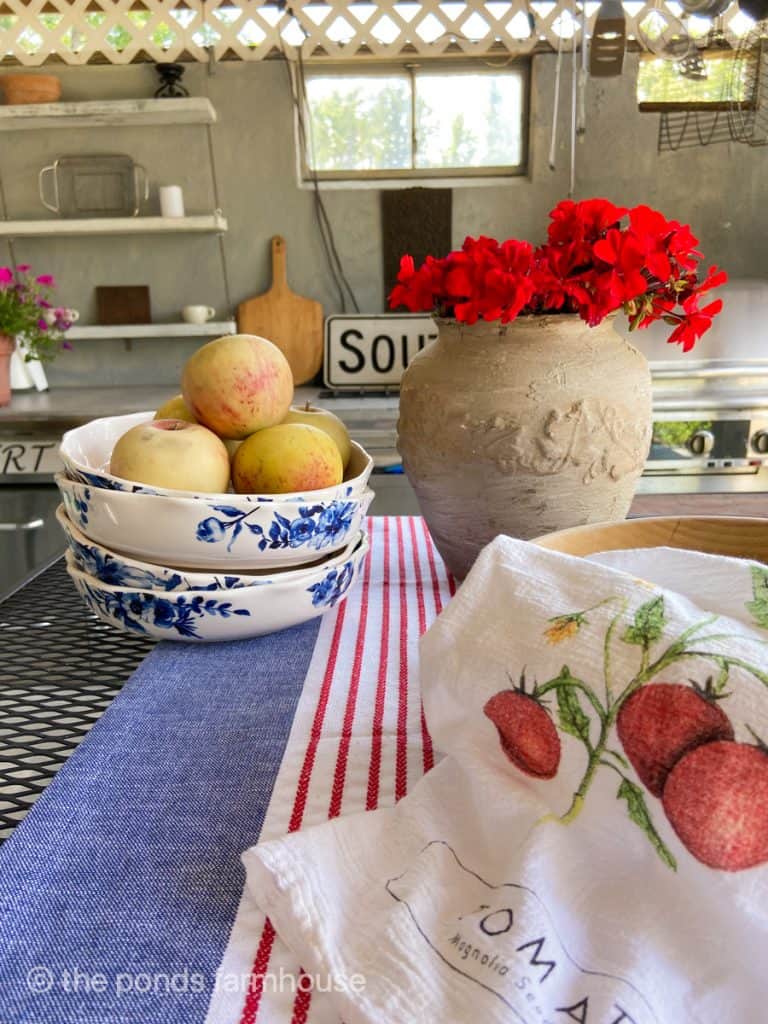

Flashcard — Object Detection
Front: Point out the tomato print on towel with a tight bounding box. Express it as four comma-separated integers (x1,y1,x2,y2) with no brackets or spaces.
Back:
484,580,768,873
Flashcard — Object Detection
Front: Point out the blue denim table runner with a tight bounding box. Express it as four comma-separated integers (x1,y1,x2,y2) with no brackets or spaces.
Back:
0,621,320,1024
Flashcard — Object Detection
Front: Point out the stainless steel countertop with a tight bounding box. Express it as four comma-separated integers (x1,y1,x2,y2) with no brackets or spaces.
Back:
0,387,177,428
0,386,321,429
5,361,768,430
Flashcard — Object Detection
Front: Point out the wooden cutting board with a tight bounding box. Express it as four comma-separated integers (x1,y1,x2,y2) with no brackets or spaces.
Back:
237,235,323,385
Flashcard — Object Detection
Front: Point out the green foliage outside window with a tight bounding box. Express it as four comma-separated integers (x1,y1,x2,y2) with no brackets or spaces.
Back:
653,421,713,448
306,67,525,176
637,53,753,108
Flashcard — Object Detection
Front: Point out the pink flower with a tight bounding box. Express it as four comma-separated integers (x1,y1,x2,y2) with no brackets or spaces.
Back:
0,267,12,286
15,264,30,273
36,274,55,286
37,318,49,331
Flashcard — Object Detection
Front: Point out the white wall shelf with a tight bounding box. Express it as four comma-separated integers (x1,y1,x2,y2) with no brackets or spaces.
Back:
0,214,228,238
0,98,217,132
67,321,236,341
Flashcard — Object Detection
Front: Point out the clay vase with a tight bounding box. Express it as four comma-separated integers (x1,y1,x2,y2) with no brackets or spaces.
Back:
397,316,653,579
0,334,15,407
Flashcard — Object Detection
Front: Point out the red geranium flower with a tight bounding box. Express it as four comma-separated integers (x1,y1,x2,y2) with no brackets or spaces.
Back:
390,254,446,313
668,295,724,352
592,229,648,305
547,197,628,246
387,198,726,350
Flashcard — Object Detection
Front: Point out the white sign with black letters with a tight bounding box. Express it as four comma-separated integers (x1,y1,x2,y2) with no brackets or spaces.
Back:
324,314,438,390
0,438,62,477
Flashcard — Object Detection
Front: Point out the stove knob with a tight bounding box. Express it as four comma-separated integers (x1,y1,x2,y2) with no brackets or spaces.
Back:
688,429,715,456
752,429,768,455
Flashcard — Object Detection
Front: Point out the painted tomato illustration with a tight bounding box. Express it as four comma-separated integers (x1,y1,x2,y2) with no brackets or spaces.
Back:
484,689,561,779
617,682,734,798
662,740,768,871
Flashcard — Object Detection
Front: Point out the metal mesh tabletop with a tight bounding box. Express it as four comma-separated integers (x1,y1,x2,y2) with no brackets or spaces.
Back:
0,557,154,843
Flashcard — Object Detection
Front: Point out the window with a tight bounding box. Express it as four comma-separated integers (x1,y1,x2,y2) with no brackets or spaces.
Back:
303,64,528,180
637,51,757,112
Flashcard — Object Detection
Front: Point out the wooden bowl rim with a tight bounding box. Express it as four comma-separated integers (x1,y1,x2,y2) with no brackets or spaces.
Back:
533,515,768,563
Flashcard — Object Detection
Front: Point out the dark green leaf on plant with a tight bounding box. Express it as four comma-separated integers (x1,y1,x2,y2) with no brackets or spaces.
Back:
556,683,592,749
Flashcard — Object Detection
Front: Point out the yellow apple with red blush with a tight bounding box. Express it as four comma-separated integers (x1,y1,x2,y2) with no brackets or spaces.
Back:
232,424,342,494
110,419,230,493
182,334,293,440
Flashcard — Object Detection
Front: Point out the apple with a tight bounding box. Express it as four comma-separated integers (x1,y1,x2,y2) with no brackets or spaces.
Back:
282,402,352,469
154,394,197,422
232,423,343,495
110,419,230,493
181,334,293,440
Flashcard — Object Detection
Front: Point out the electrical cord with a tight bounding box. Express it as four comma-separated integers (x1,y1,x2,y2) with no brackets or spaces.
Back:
0,169,18,268
278,7,360,314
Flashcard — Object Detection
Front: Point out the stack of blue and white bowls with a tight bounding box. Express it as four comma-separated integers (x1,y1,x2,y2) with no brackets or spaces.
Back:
56,412,373,642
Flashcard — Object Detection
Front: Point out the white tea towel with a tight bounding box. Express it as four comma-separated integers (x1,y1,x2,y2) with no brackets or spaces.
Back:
243,537,768,1024
586,545,765,626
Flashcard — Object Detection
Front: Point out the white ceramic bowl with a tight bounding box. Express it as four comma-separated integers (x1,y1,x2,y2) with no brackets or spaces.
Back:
60,411,373,502
56,473,374,571
65,531,369,642
56,504,364,592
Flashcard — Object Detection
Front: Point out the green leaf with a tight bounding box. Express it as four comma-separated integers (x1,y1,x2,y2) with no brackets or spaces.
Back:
709,658,731,694
746,566,768,629
556,681,592,750
617,778,677,871
622,596,666,648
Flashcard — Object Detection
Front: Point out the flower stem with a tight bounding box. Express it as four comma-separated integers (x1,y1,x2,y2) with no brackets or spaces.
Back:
684,652,768,687
557,620,768,823
603,598,628,708
560,727,610,822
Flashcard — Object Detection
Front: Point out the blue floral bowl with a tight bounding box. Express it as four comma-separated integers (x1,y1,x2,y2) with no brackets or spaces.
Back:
65,531,369,643
57,473,374,571
56,504,363,592
60,411,373,502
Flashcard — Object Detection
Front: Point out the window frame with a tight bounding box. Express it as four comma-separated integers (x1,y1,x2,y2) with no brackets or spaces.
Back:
300,59,530,183
636,50,758,113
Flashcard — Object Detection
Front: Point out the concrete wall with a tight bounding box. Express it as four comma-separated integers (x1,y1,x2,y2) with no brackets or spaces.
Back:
0,54,763,387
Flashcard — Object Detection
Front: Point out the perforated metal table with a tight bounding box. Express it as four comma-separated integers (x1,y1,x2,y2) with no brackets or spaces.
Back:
0,557,154,842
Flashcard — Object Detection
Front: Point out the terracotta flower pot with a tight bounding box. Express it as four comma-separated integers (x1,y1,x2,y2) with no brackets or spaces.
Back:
0,334,15,407
397,315,653,579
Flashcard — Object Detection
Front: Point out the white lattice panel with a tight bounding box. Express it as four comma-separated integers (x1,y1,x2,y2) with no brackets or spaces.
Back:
0,0,753,65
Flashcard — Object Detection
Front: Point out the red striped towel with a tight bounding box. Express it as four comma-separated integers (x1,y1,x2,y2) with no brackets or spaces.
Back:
205,516,454,1024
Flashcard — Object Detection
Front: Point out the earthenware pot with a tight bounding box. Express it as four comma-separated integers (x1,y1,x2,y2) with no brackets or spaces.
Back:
397,315,653,579
0,334,15,407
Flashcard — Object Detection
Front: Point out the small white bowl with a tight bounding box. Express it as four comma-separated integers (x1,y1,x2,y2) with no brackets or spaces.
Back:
65,531,369,642
56,473,373,571
60,411,373,502
56,504,363,592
